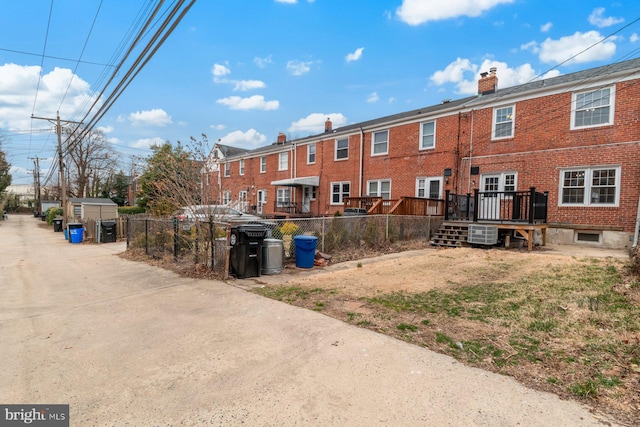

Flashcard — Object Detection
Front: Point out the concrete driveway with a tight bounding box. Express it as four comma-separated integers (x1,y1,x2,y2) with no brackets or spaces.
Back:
0,215,620,426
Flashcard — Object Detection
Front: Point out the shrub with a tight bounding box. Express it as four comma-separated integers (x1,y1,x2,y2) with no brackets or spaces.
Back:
118,206,146,215
46,207,63,225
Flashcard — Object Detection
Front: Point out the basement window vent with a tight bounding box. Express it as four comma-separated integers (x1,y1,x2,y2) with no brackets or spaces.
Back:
575,232,601,244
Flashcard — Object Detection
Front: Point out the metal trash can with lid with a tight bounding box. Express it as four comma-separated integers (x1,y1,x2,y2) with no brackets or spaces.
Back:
52,217,63,232
261,238,284,275
229,224,267,278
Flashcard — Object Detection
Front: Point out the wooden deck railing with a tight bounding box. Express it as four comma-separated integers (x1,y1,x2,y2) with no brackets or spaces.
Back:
445,187,548,223
344,196,381,210
387,197,444,216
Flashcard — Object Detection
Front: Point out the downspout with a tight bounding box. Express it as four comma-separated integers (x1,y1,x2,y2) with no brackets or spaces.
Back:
467,110,475,194
359,127,364,197
633,195,640,248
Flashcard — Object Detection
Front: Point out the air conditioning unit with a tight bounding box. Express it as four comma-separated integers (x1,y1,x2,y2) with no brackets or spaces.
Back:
467,224,499,245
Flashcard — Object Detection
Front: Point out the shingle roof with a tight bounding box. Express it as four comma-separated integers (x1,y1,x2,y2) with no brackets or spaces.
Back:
69,198,116,205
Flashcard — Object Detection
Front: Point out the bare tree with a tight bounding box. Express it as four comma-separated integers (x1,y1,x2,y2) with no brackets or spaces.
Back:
63,127,119,198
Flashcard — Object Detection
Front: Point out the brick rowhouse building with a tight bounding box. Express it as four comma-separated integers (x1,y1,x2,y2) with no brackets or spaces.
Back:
207,58,640,249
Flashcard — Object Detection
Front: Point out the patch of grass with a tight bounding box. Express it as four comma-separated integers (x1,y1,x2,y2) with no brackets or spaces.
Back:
547,377,558,384
528,319,558,332
420,319,430,326
569,379,599,398
397,323,418,332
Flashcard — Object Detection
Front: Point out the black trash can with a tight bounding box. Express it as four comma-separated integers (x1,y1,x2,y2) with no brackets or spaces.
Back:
100,220,117,243
34,211,39,218
52,217,63,232
229,224,267,279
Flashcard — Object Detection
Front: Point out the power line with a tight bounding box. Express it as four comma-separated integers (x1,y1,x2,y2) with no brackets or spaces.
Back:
0,47,115,68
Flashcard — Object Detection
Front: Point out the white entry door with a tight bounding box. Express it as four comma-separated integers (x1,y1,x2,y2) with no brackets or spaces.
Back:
302,186,312,213
479,174,500,220
257,190,267,215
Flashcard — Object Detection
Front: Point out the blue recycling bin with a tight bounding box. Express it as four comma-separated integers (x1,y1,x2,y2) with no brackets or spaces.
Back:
67,223,84,244
293,235,318,269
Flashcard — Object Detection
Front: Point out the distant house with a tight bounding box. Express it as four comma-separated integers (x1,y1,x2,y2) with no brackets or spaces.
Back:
66,198,118,221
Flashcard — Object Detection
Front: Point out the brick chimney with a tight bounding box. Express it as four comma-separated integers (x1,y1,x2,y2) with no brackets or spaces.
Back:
277,132,286,144
325,117,332,133
478,67,498,95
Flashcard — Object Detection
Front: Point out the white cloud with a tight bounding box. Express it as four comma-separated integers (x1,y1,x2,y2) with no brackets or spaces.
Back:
430,58,543,95
287,60,313,76
254,55,273,68
540,22,552,32
128,109,172,127
430,58,476,85
630,33,639,43
212,63,231,77
97,125,114,134
539,31,616,64
275,0,297,3
396,0,514,25
521,40,540,54
288,113,347,134
588,7,624,28
346,47,365,62
233,80,267,91
216,95,279,111
219,129,267,148
209,124,226,130
0,64,98,131
367,92,380,103
130,137,165,149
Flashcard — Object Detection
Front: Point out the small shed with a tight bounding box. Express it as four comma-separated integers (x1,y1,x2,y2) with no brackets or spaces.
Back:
41,200,61,214
67,198,118,221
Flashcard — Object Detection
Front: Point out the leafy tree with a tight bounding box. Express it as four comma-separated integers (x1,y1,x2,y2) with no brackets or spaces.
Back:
100,170,129,206
136,137,209,216
0,140,11,195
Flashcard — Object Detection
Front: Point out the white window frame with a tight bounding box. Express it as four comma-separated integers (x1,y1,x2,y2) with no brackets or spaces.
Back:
307,143,316,164
371,130,388,156
570,86,615,130
481,172,518,193
224,162,230,177
558,166,620,207
330,181,350,205
416,177,443,199
276,188,291,207
239,159,245,176
278,152,288,171
335,137,349,161
222,190,231,205
260,156,266,173
492,105,515,140
367,179,391,199
238,190,248,212
419,121,436,150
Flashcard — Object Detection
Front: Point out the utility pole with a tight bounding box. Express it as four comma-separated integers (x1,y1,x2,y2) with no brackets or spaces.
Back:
28,156,44,215
31,112,82,227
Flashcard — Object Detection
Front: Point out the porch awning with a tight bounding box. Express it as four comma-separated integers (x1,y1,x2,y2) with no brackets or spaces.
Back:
270,176,320,187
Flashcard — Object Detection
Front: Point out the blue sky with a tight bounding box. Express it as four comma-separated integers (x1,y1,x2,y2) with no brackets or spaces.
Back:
1,0,639,185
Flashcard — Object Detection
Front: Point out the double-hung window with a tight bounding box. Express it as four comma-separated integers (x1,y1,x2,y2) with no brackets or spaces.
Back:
335,138,349,160
331,182,350,205
307,143,316,164
420,121,435,150
572,87,614,129
239,159,245,176
367,179,391,199
223,190,231,205
372,130,388,156
560,167,619,206
224,162,230,177
416,178,441,199
278,152,288,171
492,105,514,139
260,156,266,173
276,188,291,207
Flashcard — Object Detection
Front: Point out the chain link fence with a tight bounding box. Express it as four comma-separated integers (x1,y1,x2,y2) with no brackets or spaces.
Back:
126,214,441,274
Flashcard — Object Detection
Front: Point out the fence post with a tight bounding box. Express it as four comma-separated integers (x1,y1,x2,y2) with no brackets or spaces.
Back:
209,217,215,271
145,219,149,255
472,189,479,222
528,187,536,224
126,217,130,248
173,217,178,261
386,214,389,241
444,190,450,221
321,216,325,253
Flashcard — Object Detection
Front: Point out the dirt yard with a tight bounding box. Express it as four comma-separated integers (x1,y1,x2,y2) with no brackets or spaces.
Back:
248,244,639,426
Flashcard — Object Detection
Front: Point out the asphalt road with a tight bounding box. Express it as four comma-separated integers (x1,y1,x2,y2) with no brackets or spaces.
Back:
0,214,621,426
